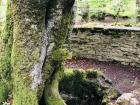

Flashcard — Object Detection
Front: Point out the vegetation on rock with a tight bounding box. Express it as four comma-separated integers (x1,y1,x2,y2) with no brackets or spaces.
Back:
60,68,120,105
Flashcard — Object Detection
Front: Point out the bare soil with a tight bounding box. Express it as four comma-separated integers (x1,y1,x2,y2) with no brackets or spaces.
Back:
65,58,140,93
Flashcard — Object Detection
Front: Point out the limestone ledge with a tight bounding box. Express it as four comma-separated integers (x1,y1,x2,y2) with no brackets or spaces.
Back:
66,27,140,67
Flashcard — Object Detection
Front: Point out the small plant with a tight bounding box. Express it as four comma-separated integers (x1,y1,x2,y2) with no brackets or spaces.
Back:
2,102,10,105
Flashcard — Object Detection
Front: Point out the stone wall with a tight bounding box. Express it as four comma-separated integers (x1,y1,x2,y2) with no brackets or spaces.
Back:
68,27,140,67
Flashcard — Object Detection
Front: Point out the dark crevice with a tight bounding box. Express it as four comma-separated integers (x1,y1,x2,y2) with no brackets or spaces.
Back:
45,0,57,27
39,95,46,105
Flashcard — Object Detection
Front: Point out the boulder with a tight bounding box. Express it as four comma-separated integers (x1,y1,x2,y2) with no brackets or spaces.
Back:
115,88,140,105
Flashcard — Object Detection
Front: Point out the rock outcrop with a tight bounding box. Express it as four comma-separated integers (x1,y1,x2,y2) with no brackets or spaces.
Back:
67,27,140,67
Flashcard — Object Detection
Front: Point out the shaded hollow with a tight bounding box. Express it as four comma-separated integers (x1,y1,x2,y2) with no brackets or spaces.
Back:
59,69,120,105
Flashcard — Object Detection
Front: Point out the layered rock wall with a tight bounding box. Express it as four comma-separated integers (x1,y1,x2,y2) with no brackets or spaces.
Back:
68,27,140,67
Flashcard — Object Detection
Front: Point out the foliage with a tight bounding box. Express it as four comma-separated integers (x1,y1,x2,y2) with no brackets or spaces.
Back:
2,102,10,105
86,0,136,18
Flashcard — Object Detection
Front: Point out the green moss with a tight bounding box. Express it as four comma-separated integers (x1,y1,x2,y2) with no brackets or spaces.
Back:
60,69,88,95
0,0,13,78
10,0,47,104
60,69,120,105
43,1,74,105
12,79,38,105
0,0,13,103
45,79,66,105
102,88,120,104
45,56,66,105
51,48,72,61
0,83,8,103
86,69,104,78
44,47,72,105
60,69,103,105
64,68,74,76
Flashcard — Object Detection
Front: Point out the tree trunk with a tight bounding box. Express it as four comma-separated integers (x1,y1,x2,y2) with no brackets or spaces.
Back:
0,0,74,105
43,0,74,105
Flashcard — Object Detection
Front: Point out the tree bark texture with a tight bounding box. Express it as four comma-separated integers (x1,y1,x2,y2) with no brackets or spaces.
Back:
0,0,74,105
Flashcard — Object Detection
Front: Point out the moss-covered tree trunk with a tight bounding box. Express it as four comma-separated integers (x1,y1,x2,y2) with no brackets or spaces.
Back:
0,0,74,105
11,0,47,104
43,0,74,105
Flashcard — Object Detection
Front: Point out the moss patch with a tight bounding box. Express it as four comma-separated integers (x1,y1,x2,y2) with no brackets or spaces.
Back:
60,68,120,105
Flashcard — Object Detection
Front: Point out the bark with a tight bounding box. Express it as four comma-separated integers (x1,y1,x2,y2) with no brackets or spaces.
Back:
44,0,75,105
0,0,75,105
11,0,47,104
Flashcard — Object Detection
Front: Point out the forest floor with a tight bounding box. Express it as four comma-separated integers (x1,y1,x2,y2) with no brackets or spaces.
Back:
65,58,140,93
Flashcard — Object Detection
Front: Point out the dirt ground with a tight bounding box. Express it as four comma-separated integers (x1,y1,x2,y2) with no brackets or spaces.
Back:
65,58,140,93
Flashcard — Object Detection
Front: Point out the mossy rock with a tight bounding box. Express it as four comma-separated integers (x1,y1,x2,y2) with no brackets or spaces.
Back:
86,69,104,78
60,68,120,105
